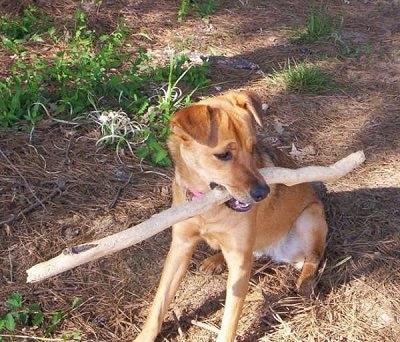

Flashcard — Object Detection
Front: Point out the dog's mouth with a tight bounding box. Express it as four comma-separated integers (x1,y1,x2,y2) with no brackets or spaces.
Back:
225,198,252,212
209,182,253,212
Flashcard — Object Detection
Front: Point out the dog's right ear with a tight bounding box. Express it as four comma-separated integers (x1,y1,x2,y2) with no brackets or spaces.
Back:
170,105,217,145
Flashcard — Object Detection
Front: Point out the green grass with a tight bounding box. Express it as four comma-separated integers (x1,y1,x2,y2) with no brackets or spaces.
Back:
0,6,211,166
178,0,220,22
269,59,335,94
298,3,334,43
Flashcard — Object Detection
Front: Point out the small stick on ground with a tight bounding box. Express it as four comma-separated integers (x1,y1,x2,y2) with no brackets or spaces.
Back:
187,318,221,335
0,179,68,227
0,148,44,208
172,311,184,338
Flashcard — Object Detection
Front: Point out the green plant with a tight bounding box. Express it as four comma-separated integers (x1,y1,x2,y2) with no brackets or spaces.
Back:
89,109,147,154
269,59,334,94
340,43,373,59
0,292,82,340
0,6,211,166
86,52,210,166
0,57,48,127
0,9,134,125
298,2,334,43
0,5,53,52
178,0,191,22
178,0,219,21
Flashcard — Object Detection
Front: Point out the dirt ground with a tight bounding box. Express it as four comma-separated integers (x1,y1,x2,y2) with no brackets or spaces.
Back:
1,0,400,341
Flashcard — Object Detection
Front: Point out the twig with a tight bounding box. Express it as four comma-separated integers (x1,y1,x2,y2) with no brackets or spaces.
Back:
0,148,44,208
0,334,65,341
172,311,183,338
109,174,133,208
0,179,68,227
8,248,13,283
64,134,74,165
187,318,220,335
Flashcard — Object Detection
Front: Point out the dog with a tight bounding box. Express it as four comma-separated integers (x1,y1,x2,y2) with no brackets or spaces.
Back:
135,91,328,342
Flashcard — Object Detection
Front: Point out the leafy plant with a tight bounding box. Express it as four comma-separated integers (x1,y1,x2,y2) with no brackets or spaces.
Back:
0,6,211,166
178,0,219,21
193,0,220,17
178,0,191,22
269,59,335,94
0,292,82,340
339,43,373,59
0,5,51,41
89,109,147,154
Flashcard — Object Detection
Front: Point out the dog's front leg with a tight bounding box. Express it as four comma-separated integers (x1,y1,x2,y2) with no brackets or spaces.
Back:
135,222,199,342
217,247,253,342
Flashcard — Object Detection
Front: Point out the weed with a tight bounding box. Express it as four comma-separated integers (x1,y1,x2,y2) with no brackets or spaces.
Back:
135,53,209,166
178,0,219,21
340,43,374,59
193,0,220,17
298,2,334,43
178,0,191,22
89,109,147,155
0,5,53,52
0,6,211,166
269,59,335,94
0,292,81,340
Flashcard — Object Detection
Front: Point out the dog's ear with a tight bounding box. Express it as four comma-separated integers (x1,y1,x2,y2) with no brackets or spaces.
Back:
226,91,264,128
170,104,218,145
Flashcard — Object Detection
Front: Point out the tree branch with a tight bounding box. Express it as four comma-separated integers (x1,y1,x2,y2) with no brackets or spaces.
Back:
26,151,365,283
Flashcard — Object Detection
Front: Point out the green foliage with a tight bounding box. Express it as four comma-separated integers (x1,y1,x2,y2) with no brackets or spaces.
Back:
178,0,220,21
0,292,81,340
340,43,373,59
88,53,210,166
178,0,191,21
270,59,335,94
298,2,334,43
0,5,52,45
0,6,211,166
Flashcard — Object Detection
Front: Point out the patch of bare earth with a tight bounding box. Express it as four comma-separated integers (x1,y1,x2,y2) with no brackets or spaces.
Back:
1,0,399,341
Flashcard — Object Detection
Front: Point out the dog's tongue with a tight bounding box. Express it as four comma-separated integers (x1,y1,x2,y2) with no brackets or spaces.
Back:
226,198,252,212
191,191,204,200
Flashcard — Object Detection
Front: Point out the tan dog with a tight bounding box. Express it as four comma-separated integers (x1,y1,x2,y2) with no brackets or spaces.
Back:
135,91,328,342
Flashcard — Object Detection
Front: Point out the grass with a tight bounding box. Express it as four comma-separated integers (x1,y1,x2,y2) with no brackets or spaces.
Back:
178,0,220,22
269,59,335,94
0,6,211,166
297,2,334,43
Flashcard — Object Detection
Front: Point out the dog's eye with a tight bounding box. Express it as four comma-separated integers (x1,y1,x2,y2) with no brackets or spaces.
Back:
214,151,232,161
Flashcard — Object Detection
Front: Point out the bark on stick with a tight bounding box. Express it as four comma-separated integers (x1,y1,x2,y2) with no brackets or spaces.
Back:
26,151,365,283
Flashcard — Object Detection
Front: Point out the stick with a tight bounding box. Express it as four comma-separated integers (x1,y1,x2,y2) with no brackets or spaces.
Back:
0,179,67,226
26,151,365,283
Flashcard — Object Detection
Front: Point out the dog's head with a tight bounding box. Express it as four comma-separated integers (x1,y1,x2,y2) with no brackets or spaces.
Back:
167,91,269,212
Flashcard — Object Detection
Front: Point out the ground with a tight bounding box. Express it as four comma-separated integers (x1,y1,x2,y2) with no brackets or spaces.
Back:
1,0,400,341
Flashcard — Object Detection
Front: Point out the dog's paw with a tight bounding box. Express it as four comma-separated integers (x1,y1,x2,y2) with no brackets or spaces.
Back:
199,253,226,274
134,330,157,342
296,277,315,297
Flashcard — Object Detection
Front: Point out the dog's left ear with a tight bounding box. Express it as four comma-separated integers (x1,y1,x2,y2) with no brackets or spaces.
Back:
226,91,264,128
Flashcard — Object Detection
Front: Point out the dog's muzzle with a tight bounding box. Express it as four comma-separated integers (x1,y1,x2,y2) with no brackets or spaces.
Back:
209,182,269,212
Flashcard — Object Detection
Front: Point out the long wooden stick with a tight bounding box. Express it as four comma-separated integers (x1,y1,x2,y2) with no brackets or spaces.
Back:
26,151,365,283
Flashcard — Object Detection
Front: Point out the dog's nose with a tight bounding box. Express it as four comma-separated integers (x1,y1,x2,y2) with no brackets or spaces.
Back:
250,184,269,202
